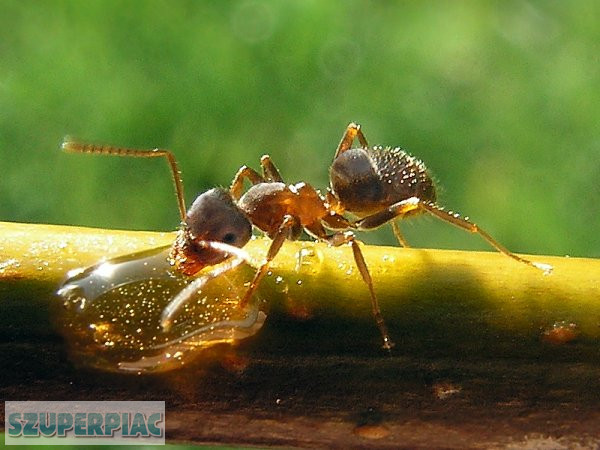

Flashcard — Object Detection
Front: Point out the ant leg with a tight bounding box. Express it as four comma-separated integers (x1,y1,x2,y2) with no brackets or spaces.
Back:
355,197,552,273
230,155,284,199
334,122,370,159
418,202,552,273
260,155,284,182
230,166,265,199
354,197,421,230
320,209,354,230
348,234,394,350
238,215,297,309
333,231,393,350
307,220,393,350
391,220,410,248
161,240,255,331
62,140,186,222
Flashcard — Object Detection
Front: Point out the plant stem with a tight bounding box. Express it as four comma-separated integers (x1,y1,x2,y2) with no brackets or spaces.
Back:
1,221,599,360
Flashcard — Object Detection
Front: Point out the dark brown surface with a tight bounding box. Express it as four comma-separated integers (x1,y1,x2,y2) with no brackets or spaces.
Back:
2,223,600,447
2,318,600,449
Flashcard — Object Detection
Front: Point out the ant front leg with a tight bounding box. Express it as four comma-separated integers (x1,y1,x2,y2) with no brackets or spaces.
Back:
354,197,553,274
161,241,255,331
238,215,298,309
334,122,370,159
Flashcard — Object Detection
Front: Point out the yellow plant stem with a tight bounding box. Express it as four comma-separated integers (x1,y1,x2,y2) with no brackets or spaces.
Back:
1,221,599,359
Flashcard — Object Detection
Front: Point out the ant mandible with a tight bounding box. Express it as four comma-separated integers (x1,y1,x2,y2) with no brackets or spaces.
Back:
328,122,551,274
62,137,395,350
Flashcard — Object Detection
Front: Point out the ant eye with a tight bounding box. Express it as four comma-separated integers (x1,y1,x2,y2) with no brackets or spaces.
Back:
223,233,237,244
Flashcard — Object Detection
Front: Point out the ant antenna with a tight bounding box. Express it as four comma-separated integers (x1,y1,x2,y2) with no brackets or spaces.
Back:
62,140,187,221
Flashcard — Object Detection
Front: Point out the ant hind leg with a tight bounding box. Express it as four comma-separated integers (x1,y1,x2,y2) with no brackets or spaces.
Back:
391,220,410,247
334,122,370,159
419,202,552,273
354,197,552,274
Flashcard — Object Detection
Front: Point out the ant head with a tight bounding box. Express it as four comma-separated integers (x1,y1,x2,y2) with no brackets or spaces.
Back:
182,188,252,268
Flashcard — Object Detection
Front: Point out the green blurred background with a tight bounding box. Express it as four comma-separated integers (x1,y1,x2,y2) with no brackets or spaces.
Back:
1,0,598,257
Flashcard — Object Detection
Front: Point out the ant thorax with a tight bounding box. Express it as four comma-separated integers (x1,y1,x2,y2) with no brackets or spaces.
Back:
237,182,328,237
329,146,437,217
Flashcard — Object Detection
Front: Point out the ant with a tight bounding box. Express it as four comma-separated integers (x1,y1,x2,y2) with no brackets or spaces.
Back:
328,123,551,274
62,124,550,357
62,137,395,350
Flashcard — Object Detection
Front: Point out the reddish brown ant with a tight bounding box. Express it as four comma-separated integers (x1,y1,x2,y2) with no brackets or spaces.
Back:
62,125,550,354
328,123,551,274
62,138,395,350
165,154,395,349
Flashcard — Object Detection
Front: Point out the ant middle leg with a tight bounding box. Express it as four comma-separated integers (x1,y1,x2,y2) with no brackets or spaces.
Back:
260,155,283,182
347,233,394,350
230,155,285,199
307,220,394,350
354,197,552,273
230,166,265,199
334,122,370,159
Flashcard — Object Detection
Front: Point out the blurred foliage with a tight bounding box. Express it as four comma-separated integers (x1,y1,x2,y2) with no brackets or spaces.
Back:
0,0,598,257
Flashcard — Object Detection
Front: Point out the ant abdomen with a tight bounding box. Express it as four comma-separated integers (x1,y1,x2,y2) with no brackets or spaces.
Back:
329,146,436,217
